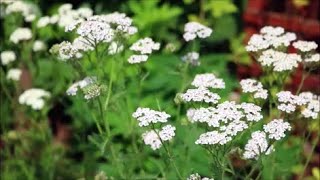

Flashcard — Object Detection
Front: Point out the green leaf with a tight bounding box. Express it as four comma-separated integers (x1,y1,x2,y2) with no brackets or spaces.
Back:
207,0,238,18
211,15,237,42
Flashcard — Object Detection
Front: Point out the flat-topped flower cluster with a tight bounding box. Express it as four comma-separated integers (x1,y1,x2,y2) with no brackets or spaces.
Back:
243,119,291,159
179,73,225,104
246,26,319,72
277,91,320,119
132,108,176,150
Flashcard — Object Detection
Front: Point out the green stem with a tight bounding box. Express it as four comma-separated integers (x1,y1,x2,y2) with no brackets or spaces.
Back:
299,133,319,180
0,69,13,102
110,145,125,179
104,58,114,111
296,66,311,94
97,97,108,135
245,163,259,180
151,124,183,180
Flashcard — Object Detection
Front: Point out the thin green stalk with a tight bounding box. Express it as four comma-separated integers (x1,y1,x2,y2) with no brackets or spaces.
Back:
245,163,259,180
299,133,319,180
104,58,114,111
151,124,183,180
255,171,262,180
296,66,311,94
222,158,226,180
97,97,107,135
0,69,13,102
110,145,125,179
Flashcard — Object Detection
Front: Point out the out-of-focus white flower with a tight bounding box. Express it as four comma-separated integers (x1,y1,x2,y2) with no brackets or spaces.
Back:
260,26,284,36
1,51,16,65
6,68,22,81
108,41,124,55
5,1,37,22
263,119,291,140
50,15,59,24
181,52,200,66
33,40,46,52
72,37,94,52
293,40,318,52
243,131,273,159
305,53,320,63
127,55,148,64
77,7,93,18
9,27,32,44
183,22,212,41
57,41,79,60
180,88,221,104
191,73,225,89
0,0,15,4
130,37,160,54
66,83,79,96
132,107,170,127
37,16,50,28
240,79,268,99
19,88,50,110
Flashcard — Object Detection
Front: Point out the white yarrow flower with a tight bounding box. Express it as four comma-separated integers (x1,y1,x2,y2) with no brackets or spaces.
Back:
130,37,160,54
183,22,212,41
19,88,51,110
37,16,51,28
142,130,162,150
180,88,221,104
159,125,176,141
66,76,100,100
195,131,231,145
6,68,22,81
243,131,273,159
5,1,36,22
33,40,46,52
181,52,200,66
241,103,263,122
263,119,291,140
191,73,225,89
128,55,148,64
1,51,16,65
240,79,268,99
9,27,32,44
305,53,320,63
132,107,170,127
293,40,318,52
